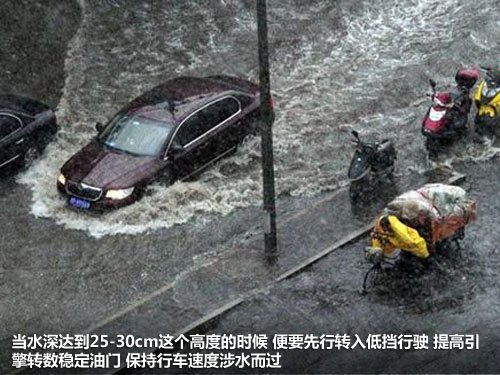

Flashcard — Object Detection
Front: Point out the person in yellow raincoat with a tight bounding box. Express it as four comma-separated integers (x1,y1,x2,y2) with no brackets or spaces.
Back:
366,215,429,268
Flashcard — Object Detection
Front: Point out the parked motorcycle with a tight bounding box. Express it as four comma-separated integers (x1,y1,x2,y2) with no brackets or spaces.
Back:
474,67,500,136
347,130,397,199
421,68,479,158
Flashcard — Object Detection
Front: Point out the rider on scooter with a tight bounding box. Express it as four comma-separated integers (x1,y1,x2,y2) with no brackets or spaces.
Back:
365,183,476,271
474,67,500,135
366,213,429,269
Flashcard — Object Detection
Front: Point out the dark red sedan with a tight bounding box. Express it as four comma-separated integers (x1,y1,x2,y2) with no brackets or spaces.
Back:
57,75,272,210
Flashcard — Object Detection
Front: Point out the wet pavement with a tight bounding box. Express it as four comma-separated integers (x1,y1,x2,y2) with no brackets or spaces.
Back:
0,0,80,108
4,162,490,374
191,157,500,374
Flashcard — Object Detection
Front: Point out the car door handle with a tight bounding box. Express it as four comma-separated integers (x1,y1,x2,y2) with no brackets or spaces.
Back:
15,138,25,144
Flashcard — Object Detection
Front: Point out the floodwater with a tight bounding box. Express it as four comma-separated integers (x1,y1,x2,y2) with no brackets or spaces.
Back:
12,0,500,237
1,0,500,373
197,158,500,374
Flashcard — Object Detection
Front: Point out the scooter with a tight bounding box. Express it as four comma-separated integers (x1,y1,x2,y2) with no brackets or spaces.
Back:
421,68,479,158
362,227,465,293
474,67,500,136
361,183,476,293
347,130,396,199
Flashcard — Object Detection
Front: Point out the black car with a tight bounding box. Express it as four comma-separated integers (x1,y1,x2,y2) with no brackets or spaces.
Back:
0,94,57,171
57,75,273,210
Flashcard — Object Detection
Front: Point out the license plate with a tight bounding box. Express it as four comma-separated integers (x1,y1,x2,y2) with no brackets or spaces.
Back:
69,196,91,210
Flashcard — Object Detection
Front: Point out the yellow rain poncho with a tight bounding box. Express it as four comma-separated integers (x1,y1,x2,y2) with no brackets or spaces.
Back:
371,215,429,259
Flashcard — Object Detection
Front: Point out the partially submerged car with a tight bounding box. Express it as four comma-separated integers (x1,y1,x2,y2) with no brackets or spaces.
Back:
0,95,57,171
57,75,272,210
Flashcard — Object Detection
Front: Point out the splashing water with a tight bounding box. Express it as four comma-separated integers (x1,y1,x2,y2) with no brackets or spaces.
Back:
17,0,500,237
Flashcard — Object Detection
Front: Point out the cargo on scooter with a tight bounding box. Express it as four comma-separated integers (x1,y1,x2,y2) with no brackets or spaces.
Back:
363,183,477,292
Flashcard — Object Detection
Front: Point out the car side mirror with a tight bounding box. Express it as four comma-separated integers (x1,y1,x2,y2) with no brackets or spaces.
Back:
168,143,184,158
95,122,104,134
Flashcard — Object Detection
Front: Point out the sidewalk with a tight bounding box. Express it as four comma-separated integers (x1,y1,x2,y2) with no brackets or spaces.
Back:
14,168,464,375
91,171,463,364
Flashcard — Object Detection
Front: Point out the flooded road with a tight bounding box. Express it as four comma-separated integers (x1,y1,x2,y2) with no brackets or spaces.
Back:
13,0,500,236
1,0,500,373
196,158,500,373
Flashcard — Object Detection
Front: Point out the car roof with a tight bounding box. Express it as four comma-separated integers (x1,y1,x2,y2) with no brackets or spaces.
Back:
122,76,257,124
0,94,51,117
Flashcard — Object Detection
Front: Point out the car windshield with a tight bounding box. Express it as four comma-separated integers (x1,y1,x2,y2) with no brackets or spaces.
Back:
99,112,174,156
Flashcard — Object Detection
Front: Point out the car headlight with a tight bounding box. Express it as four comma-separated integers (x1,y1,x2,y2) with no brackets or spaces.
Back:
105,187,135,200
57,173,66,185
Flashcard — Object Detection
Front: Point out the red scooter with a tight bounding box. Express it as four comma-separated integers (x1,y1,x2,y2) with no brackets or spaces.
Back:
421,68,479,158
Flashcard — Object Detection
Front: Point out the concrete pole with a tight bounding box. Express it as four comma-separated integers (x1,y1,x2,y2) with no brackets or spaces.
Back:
257,0,278,255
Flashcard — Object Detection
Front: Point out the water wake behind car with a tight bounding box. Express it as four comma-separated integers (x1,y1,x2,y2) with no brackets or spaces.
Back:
17,0,500,237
